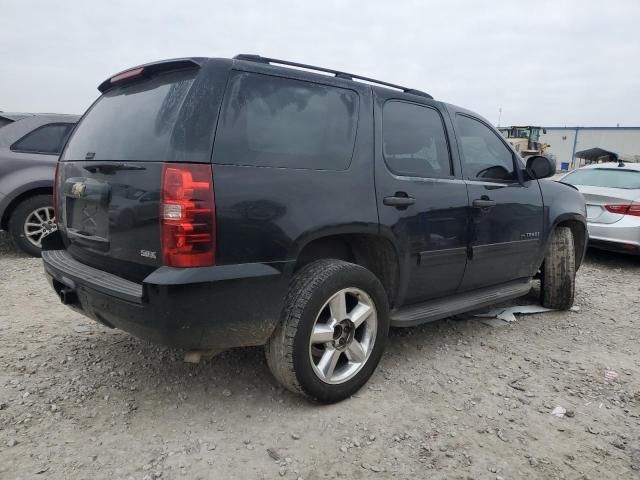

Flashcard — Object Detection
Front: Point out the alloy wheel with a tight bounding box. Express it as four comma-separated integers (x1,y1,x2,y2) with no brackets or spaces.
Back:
23,207,56,248
308,287,377,384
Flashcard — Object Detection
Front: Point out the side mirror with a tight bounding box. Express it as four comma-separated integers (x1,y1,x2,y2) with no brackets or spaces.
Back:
525,155,555,179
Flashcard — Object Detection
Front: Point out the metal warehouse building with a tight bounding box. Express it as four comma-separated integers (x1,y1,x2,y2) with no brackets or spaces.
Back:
540,127,640,170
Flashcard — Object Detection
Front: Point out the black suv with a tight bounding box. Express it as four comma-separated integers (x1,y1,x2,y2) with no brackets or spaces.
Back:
42,55,587,403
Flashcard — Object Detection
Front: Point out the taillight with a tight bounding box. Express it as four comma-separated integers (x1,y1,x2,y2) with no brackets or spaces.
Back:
604,204,640,217
52,161,60,221
628,204,640,217
604,204,629,215
161,163,215,267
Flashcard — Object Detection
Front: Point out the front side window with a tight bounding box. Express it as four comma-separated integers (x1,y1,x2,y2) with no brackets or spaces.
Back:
455,115,517,182
11,123,74,155
382,101,452,178
213,72,359,170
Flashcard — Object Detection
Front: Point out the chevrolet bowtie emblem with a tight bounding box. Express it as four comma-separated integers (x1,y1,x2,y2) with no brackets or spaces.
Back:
71,182,86,198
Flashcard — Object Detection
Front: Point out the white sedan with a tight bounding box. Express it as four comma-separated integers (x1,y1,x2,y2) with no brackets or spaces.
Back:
559,162,640,255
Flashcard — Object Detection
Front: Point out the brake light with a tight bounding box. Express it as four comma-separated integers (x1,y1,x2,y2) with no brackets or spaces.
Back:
161,163,215,267
52,161,60,220
604,204,640,217
628,205,640,217
605,204,630,215
110,67,144,85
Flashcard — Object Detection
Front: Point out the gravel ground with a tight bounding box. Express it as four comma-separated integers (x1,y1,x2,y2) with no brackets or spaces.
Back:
1,231,639,480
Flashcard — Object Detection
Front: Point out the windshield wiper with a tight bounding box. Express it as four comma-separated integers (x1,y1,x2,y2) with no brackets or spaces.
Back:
83,163,146,174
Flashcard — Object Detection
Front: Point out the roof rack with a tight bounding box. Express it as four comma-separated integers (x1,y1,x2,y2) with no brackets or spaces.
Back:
233,54,433,99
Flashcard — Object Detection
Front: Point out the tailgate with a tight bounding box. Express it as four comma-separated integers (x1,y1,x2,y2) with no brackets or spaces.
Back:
56,60,224,281
57,161,164,281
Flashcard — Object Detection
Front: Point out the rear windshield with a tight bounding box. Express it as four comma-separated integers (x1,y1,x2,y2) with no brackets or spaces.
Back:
213,72,358,170
562,168,640,189
62,69,210,162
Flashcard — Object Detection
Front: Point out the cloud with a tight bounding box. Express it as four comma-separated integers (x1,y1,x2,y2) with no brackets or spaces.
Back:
1,0,638,126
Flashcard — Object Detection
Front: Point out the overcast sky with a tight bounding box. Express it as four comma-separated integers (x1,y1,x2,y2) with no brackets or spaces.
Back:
1,0,639,127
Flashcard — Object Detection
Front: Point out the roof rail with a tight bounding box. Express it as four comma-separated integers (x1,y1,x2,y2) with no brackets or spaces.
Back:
233,54,433,99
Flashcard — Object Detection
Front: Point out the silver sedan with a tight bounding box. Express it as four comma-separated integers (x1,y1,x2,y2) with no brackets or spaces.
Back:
559,162,640,255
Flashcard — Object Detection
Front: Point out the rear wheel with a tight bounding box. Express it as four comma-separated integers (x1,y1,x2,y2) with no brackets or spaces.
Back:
541,226,575,309
265,259,389,403
8,194,56,257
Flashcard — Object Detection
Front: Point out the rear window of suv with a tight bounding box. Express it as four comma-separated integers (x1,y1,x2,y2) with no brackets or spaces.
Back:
213,72,359,170
62,69,209,162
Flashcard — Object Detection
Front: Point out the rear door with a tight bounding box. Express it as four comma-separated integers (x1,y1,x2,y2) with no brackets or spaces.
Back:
374,92,469,305
56,60,228,282
447,109,544,291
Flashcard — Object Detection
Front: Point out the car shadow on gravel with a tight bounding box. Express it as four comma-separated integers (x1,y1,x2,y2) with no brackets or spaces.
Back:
14,238,637,410
584,247,640,269
0,231,28,258
65,284,546,410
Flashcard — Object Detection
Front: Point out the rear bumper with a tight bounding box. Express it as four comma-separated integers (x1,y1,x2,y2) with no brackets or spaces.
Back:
42,249,293,349
587,216,640,255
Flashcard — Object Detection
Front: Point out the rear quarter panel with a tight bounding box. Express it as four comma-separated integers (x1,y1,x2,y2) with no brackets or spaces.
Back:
0,162,56,228
212,75,378,266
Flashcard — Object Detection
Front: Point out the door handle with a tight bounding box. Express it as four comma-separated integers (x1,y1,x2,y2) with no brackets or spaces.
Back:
383,194,416,208
472,198,496,209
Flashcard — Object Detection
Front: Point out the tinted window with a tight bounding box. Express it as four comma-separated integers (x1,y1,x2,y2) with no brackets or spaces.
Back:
563,168,640,189
213,73,358,170
63,69,206,162
11,123,74,154
455,115,516,181
383,101,452,178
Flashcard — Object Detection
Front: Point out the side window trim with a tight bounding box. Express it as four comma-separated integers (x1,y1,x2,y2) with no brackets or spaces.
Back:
454,113,521,184
382,99,455,180
10,122,73,155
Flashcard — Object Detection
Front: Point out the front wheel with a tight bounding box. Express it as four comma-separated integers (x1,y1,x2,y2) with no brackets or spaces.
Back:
8,194,56,257
540,226,576,309
265,259,389,403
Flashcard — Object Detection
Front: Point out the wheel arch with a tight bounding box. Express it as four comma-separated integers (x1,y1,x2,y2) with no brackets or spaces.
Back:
293,232,401,308
546,214,588,270
1,184,53,230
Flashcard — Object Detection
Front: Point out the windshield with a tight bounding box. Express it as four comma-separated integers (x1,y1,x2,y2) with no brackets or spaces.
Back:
562,168,640,189
62,69,210,162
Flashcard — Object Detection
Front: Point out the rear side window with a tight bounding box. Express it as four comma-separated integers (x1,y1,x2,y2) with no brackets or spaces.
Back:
382,101,452,178
11,123,74,155
562,168,640,189
213,72,359,170
62,69,207,162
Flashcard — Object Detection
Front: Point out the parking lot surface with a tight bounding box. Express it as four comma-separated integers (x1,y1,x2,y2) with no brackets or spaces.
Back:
1,232,639,479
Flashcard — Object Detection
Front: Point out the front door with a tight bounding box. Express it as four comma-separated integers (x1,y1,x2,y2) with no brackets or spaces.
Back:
375,97,469,305
448,110,544,291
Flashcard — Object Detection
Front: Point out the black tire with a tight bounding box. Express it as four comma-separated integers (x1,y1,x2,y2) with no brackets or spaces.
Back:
540,226,575,309
265,259,390,403
8,194,55,257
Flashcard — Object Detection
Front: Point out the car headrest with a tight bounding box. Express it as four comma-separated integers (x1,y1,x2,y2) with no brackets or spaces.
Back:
385,128,432,155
